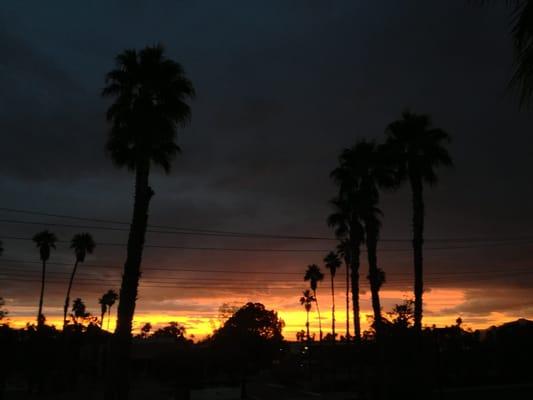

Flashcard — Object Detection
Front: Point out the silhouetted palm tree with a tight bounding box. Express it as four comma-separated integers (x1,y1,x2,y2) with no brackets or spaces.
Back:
334,140,395,334
324,251,341,341
385,111,452,332
102,44,194,399
304,264,324,341
63,233,95,330
478,1,533,104
299,289,315,342
328,195,364,340
32,230,57,327
99,289,119,331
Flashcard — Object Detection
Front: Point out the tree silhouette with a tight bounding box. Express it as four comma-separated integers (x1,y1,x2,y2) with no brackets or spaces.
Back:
102,44,194,399
32,230,57,327
99,289,119,331
63,233,95,330
304,264,324,341
336,240,351,340
324,251,341,341
299,289,315,342
70,298,91,326
328,193,366,340
139,322,152,339
334,140,395,335
385,111,452,332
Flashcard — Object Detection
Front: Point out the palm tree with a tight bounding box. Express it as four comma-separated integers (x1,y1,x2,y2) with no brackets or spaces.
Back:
63,233,95,330
299,289,315,342
323,251,341,341
328,195,364,340
477,1,533,105
334,141,395,335
99,289,119,331
32,230,57,327
385,111,452,332
304,264,324,341
102,44,194,399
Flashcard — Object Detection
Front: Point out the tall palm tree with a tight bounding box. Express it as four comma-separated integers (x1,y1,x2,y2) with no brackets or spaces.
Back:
328,195,364,340
304,264,324,341
323,251,341,341
385,111,452,332
102,44,194,399
32,230,57,327
63,233,95,330
334,140,395,335
299,289,315,342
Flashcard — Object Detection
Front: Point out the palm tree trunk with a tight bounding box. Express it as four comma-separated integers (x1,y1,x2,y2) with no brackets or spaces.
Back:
345,256,350,340
314,290,323,341
351,245,361,341
107,306,112,331
366,232,383,336
101,308,106,329
410,172,424,333
331,274,336,342
37,260,46,327
306,311,310,342
106,160,153,400
63,260,79,330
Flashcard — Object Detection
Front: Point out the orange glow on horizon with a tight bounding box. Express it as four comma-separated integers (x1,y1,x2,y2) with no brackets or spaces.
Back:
4,288,527,341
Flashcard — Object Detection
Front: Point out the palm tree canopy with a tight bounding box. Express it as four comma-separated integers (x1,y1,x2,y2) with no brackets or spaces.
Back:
385,111,452,185
70,232,96,263
327,194,365,242
102,44,195,173
508,0,533,105
324,251,342,278
331,139,396,202
304,264,324,292
32,230,58,262
102,289,119,307
299,289,315,312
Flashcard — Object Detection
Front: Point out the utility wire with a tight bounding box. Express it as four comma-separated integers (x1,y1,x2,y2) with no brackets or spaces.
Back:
3,206,533,243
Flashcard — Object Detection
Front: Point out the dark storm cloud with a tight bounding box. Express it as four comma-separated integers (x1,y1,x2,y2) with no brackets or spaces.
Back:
1,0,533,322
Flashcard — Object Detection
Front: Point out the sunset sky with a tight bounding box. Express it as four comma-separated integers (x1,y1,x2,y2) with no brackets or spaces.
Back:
1,1,533,340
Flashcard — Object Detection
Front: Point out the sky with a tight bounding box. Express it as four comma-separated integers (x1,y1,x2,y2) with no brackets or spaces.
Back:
1,0,533,340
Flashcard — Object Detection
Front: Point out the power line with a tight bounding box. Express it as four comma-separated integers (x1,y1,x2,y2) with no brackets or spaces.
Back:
3,206,533,244
3,233,533,253
1,259,532,277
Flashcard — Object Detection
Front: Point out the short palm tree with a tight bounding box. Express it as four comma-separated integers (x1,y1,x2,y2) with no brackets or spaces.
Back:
299,289,315,342
100,289,119,331
102,44,194,398
304,264,324,341
328,195,364,340
63,233,95,330
32,230,57,327
385,111,452,332
323,251,341,341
